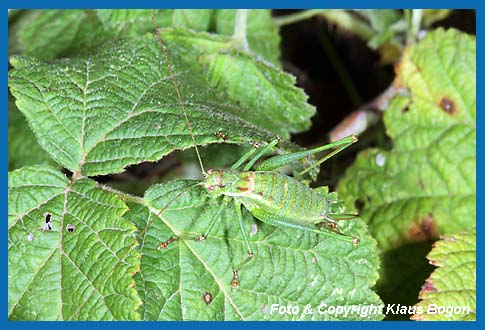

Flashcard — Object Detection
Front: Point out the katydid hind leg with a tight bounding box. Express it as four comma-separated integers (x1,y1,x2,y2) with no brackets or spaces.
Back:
298,135,358,176
256,135,357,172
231,145,259,170
316,213,359,236
250,208,360,244
326,213,359,221
231,138,281,171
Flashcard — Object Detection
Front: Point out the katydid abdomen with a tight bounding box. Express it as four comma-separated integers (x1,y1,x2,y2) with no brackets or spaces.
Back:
238,172,331,225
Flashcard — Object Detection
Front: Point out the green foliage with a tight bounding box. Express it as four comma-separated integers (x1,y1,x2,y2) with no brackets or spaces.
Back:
161,28,314,136
412,230,476,321
9,27,313,176
128,181,381,320
9,37,292,176
338,28,475,317
8,10,380,320
10,9,280,63
10,9,213,61
214,10,281,64
8,166,140,320
359,10,404,49
10,9,472,323
304,9,450,64
8,93,55,170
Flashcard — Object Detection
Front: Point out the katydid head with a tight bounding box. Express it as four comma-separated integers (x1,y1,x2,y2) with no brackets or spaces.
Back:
203,169,255,198
203,169,251,197
202,169,225,197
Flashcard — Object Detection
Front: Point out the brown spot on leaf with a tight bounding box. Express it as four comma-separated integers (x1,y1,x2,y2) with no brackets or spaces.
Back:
203,291,213,305
438,97,457,115
409,214,438,242
215,131,227,141
237,187,249,192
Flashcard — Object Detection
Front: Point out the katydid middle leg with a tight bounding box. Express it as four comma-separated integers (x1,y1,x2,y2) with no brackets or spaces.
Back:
231,200,255,287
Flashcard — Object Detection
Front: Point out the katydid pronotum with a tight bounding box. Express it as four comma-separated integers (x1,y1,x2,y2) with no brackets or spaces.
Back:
149,12,360,288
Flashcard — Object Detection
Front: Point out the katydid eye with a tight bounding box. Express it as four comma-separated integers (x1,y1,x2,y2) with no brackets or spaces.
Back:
208,185,215,192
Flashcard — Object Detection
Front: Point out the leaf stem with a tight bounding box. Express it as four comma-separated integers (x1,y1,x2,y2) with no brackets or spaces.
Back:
409,9,423,44
273,9,326,26
96,183,148,206
232,9,249,51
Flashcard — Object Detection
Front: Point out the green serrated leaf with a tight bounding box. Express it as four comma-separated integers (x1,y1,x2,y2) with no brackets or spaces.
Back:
11,10,214,61
16,10,118,61
412,230,476,321
9,33,310,176
153,9,214,31
340,28,475,248
162,28,315,136
96,9,214,36
8,166,141,320
338,28,475,316
8,93,55,170
214,9,281,65
125,180,382,320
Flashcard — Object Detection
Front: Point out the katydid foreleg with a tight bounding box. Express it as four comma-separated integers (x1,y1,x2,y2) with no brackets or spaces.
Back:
158,196,227,248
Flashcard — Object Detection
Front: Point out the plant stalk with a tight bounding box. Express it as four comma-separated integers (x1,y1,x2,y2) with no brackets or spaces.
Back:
233,9,250,51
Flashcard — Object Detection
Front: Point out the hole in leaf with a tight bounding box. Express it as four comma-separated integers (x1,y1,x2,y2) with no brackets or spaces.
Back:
354,199,365,211
66,224,76,233
39,212,53,231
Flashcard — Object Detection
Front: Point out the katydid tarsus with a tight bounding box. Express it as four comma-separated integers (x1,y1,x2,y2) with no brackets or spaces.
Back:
150,12,360,288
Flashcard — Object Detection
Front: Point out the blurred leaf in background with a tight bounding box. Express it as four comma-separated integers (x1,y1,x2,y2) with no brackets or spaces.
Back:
338,28,475,319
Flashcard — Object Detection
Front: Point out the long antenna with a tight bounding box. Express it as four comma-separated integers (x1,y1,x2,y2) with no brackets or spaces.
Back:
150,12,207,177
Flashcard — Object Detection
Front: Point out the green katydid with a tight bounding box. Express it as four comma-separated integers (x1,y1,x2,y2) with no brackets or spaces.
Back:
150,12,360,288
